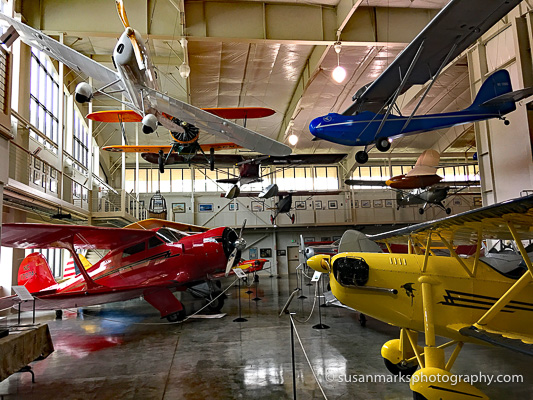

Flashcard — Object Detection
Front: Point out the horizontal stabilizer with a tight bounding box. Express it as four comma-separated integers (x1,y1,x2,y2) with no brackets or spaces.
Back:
202,107,275,119
481,86,533,107
216,178,240,184
459,325,533,356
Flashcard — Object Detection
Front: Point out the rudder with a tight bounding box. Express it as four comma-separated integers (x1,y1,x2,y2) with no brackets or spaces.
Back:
470,69,512,108
18,252,57,292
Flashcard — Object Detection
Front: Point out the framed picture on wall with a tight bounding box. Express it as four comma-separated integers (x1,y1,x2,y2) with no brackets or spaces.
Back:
249,247,258,259
50,168,57,179
33,170,41,185
277,249,286,256
373,199,383,208
328,200,338,209
199,203,213,212
333,236,341,241
295,201,306,210
385,199,394,208
314,200,322,210
33,157,41,171
473,197,482,206
353,200,359,208
251,201,264,212
229,203,239,211
260,248,272,258
304,237,315,243
172,203,186,213
361,200,371,208
321,237,331,242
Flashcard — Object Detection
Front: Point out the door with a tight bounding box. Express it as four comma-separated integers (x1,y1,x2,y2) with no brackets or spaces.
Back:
287,245,300,274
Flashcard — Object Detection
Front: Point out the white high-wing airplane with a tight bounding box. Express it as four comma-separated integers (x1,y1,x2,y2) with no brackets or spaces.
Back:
0,0,292,157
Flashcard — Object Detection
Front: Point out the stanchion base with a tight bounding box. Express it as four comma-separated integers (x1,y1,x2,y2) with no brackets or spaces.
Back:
252,297,261,301
245,290,253,294
297,295,307,299
233,317,248,322
312,323,330,330
305,282,312,286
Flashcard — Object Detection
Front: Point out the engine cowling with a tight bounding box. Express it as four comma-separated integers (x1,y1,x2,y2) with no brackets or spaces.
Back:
75,82,93,104
142,114,158,134
333,256,369,287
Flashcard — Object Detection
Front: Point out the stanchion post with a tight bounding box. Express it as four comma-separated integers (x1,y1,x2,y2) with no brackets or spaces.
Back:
233,278,247,323
312,274,330,330
289,313,297,400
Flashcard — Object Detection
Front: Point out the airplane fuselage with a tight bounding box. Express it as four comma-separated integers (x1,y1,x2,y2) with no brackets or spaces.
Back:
315,252,533,342
396,187,449,207
309,104,515,147
386,174,442,190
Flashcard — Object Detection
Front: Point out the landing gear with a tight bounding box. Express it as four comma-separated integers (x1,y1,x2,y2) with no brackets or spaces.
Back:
209,147,215,171
55,310,63,319
158,150,165,174
355,150,369,164
376,137,391,152
206,291,225,312
359,313,367,327
166,307,186,322
418,208,424,215
445,207,452,215
384,358,418,377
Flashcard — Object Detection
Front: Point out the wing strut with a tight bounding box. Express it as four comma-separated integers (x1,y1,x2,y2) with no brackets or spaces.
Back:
401,42,458,133
373,41,425,140
63,240,102,291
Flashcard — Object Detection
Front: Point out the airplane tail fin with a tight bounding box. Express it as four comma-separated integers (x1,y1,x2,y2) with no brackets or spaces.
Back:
18,252,57,292
338,230,383,253
469,69,513,109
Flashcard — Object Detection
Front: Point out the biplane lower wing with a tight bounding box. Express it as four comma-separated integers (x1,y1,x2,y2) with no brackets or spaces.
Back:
125,218,209,233
103,143,242,154
459,325,533,356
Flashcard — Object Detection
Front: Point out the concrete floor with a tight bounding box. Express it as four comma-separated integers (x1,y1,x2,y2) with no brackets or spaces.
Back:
0,274,532,399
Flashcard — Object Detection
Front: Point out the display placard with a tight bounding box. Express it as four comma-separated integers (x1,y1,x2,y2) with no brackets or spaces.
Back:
12,286,34,301
311,271,322,282
233,268,246,279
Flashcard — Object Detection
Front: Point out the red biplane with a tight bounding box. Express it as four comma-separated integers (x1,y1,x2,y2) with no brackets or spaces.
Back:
0,219,264,321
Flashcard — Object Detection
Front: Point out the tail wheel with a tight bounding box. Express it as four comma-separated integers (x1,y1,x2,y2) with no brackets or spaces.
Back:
166,307,186,322
418,208,424,215
384,358,418,377
376,138,391,152
158,153,165,174
355,151,369,164
446,207,452,215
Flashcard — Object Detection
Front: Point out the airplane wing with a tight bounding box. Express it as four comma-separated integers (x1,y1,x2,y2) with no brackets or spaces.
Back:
210,259,267,279
143,87,292,157
343,0,522,115
228,190,341,198
124,218,209,233
102,143,242,153
1,223,156,250
370,194,533,245
457,325,533,355
345,179,387,187
0,13,124,93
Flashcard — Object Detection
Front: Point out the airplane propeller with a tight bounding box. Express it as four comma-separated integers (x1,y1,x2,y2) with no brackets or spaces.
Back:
225,219,247,277
115,0,145,71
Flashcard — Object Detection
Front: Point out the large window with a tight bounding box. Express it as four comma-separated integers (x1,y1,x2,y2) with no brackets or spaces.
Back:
73,107,89,169
30,49,59,146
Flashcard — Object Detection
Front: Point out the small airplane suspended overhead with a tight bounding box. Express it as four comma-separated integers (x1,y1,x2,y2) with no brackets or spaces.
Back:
217,153,346,199
0,219,263,322
307,195,533,399
0,1,291,160
309,0,531,164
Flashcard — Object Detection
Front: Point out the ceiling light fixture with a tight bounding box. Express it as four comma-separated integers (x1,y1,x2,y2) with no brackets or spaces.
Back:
332,40,346,83
178,37,190,79
288,134,298,146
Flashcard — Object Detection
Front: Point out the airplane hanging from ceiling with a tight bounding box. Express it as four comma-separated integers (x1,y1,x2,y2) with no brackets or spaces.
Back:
309,0,531,164
99,107,276,172
306,194,533,399
0,1,291,158
0,219,263,322
345,149,479,214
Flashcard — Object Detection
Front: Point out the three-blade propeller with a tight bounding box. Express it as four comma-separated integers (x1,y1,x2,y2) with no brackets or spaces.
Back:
115,0,145,71
225,219,247,277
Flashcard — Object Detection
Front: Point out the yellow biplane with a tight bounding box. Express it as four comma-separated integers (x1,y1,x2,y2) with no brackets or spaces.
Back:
307,195,533,400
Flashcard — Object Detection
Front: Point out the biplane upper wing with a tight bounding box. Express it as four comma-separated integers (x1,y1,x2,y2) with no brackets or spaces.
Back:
103,143,242,153
1,223,156,249
0,13,124,93
370,194,533,246
143,87,292,157
343,0,522,115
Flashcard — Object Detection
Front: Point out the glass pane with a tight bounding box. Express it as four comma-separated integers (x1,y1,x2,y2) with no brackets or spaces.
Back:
159,170,171,192
150,169,159,192
125,169,135,193
182,169,192,192
138,169,147,193
171,169,182,192
194,169,205,192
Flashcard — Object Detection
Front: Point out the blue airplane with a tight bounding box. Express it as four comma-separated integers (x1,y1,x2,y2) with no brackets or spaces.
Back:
310,69,533,164
309,0,529,164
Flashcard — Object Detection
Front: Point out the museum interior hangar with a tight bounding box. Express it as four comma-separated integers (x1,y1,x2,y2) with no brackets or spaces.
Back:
0,0,530,399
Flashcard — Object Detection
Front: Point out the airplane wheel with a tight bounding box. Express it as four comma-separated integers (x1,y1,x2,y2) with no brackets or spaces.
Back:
376,137,391,152
209,147,215,171
270,215,274,224
446,207,452,215
396,206,400,211
359,313,367,327
384,358,418,377
291,214,295,224
418,208,424,215
158,154,165,174
166,308,186,322
355,151,369,164
413,392,428,400
206,291,225,312
55,310,63,319
504,119,510,126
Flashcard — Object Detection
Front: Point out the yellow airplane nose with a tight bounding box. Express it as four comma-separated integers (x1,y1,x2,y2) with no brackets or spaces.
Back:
385,179,393,186
307,254,331,273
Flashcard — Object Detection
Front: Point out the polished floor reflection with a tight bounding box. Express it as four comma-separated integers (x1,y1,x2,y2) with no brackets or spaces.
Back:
0,273,531,399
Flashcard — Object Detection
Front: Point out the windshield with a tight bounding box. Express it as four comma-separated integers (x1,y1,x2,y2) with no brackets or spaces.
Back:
156,227,190,243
